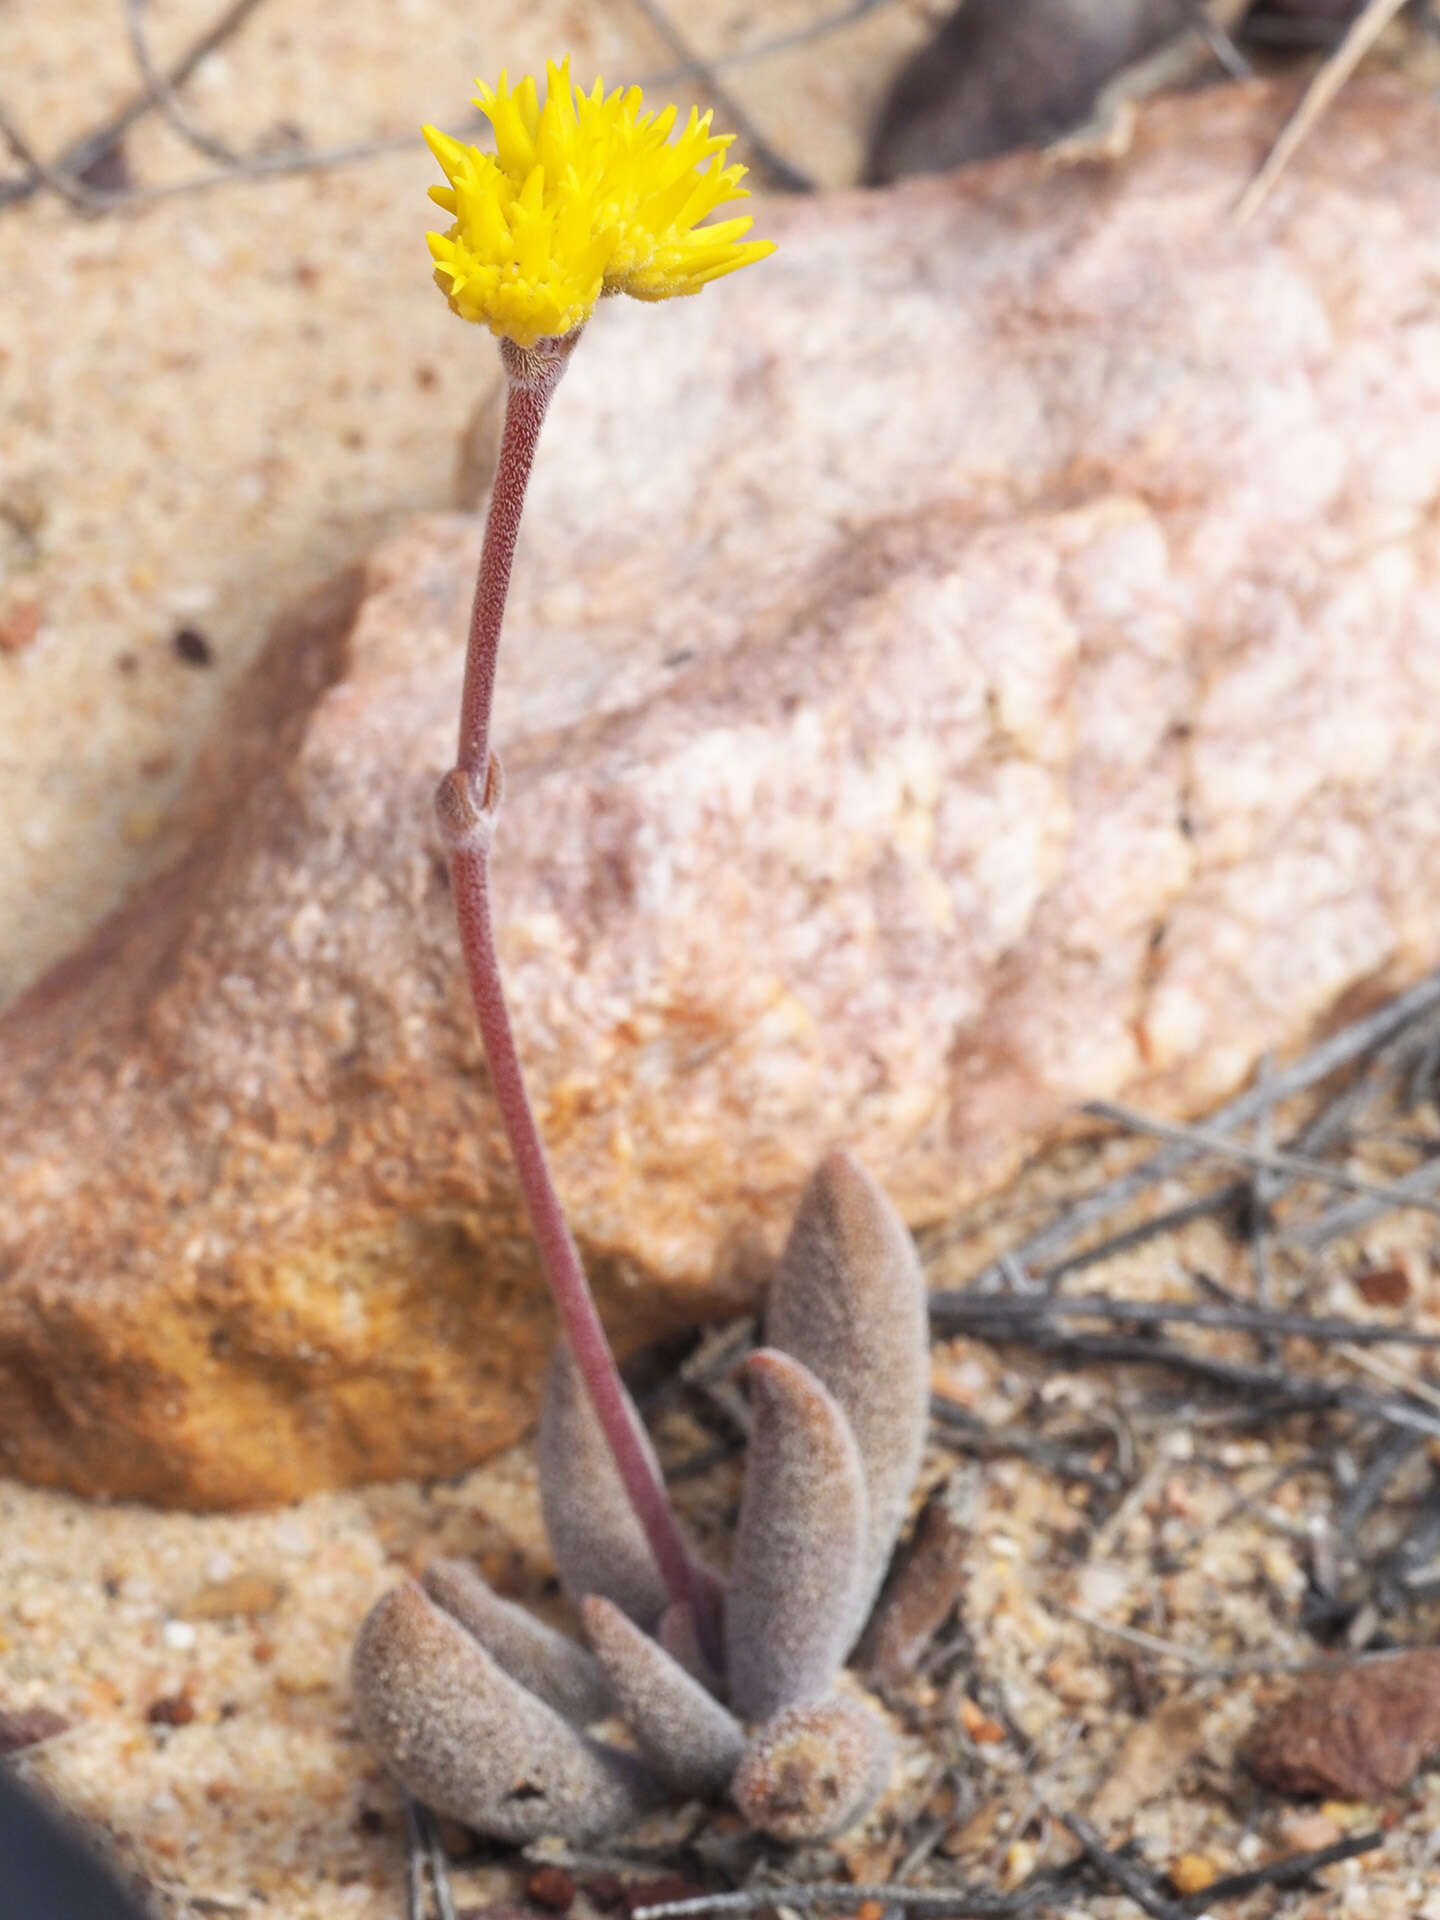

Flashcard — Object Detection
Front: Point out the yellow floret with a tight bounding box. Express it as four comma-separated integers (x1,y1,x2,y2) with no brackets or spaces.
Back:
423,58,775,348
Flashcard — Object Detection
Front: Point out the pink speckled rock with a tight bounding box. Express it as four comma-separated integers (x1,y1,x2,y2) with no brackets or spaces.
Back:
3,78,1440,1504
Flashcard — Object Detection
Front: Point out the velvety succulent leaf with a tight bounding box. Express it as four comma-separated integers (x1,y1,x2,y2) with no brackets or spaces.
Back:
582,1595,746,1800
766,1150,930,1630
422,1558,613,1725
725,1349,868,1722
731,1696,894,1842
657,1599,724,1697
538,1339,672,1630
351,1581,658,1843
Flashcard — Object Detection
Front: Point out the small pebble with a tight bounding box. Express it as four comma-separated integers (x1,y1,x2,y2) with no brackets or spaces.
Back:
1168,1853,1216,1895
146,1693,195,1728
183,1573,285,1621
171,625,214,667
1277,1810,1343,1853
525,1866,576,1912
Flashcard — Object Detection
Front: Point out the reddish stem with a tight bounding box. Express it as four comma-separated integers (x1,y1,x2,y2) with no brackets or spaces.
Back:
443,331,709,1639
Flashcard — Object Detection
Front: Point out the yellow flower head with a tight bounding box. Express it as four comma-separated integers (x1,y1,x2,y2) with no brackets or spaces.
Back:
423,59,776,349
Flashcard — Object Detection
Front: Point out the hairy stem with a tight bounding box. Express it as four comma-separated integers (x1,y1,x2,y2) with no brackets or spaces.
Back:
442,331,707,1637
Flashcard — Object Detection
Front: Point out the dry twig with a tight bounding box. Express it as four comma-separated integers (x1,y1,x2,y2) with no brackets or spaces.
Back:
0,0,270,210
1234,0,1410,222
630,1878,1070,1919
930,1290,1440,1352
404,1796,457,1920
1081,1098,1440,1219
124,0,240,166
625,0,815,190
966,973,1440,1286
1056,1811,1190,1920
1183,1830,1382,1906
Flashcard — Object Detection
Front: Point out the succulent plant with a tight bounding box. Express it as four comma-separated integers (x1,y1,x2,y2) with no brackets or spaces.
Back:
352,1150,930,1846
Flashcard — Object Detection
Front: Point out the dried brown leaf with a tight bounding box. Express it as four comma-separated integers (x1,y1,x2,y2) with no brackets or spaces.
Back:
1088,1695,1210,1830
854,1476,970,1685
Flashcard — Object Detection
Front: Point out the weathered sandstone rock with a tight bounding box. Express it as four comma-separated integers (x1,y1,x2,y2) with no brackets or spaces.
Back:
4,78,1440,1505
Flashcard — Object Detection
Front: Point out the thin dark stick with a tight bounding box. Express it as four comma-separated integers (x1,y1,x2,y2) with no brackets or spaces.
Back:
971,972,1440,1283
644,0,901,84
0,0,270,209
403,1797,455,1920
1057,1813,1190,1920
631,1880,1067,1919
1283,1152,1440,1249
629,1826,1385,1920
1248,1054,1279,1359
625,0,815,190
1083,1099,1440,1217
124,0,239,166
423,1804,457,1920
404,1799,424,1920
1372,1475,1440,1604
1234,0,1409,225
1,105,413,213
1181,0,1253,78
1334,1427,1424,1549
929,1289,1440,1351
1064,1605,1375,1674
1032,1183,1244,1283
0,1,895,220
944,1322,1440,1441
1179,1831,1381,1907
931,1400,1123,1489
0,100,112,211
1047,1017,1440,1280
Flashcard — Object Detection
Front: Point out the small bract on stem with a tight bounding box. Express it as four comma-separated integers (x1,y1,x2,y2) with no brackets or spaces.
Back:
422,58,775,1659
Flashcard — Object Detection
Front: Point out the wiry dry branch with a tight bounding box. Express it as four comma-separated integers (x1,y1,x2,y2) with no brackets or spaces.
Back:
0,0,905,218
955,970,1440,1284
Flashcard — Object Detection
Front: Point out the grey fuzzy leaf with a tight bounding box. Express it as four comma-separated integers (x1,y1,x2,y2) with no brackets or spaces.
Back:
766,1150,930,1630
731,1696,894,1842
351,1581,658,1843
657,1599,724,1697
582,1595,746,1800
725,1350,867,1722
422,1558,613,1725
538,1340,672,1630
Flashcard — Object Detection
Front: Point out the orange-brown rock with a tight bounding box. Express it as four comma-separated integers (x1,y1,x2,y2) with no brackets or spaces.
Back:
1248,1650,1440,1801
4,79,1440,1506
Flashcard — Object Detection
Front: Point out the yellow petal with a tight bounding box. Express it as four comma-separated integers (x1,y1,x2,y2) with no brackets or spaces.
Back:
422,57,774,343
